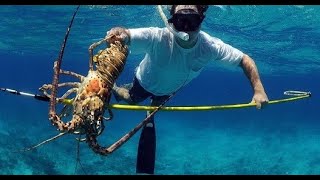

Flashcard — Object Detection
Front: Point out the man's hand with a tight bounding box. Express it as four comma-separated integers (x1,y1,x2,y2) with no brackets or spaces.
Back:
251,91,269,109
240,54,269,109
106,27,130,45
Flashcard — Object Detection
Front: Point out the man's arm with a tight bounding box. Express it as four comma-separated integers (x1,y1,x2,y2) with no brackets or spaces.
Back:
240,54,269,109
106,27,158,53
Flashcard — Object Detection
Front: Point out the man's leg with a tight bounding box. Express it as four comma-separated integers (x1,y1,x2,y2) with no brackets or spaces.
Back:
136,95,170,174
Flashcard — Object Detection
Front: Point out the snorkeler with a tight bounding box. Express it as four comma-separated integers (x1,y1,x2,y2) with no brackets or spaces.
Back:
107,5,269,174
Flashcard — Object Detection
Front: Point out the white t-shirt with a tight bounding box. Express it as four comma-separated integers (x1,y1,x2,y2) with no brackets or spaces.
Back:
129,27,244,96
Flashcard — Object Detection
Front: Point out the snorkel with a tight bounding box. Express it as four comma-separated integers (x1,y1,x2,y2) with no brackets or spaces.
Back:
157,5,189,41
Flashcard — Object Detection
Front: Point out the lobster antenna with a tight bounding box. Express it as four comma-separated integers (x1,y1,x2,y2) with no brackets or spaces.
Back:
49,5,80,119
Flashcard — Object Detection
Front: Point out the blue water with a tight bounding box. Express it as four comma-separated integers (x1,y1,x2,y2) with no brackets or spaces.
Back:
0,5,319,175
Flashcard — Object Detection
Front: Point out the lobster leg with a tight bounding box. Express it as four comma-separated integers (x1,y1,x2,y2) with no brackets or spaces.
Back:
88,38,107,71
60,69,85,81
59,87,78,100
47,84,79,132
39,82,80,100
76,119,106,142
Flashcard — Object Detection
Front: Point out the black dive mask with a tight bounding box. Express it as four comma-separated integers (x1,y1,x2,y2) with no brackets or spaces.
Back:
168,9,203,32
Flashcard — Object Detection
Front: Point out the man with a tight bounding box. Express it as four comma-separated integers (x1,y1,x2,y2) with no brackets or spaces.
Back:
107,5,269,174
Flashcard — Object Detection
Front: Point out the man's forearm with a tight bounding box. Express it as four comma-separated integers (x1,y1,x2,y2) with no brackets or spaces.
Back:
240,54,265,93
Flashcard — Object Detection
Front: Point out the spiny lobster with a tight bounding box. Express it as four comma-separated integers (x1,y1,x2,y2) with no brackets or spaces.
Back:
21,5,132,155
23,5,172,157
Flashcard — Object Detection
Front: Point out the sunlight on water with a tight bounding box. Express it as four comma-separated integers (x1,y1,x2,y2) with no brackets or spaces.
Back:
1,5,319,75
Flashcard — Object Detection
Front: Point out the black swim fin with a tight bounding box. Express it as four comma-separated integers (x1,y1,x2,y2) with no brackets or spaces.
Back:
136,117,156,174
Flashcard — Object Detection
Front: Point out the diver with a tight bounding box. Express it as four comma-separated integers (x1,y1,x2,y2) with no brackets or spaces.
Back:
106,5,269,174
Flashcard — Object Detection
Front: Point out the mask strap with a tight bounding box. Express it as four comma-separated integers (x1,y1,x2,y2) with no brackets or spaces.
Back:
157,5,189,41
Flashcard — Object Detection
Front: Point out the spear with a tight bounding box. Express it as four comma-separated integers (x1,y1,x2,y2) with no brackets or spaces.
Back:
0,87,50,102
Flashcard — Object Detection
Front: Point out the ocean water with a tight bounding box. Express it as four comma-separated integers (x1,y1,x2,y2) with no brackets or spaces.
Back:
0,5,319,175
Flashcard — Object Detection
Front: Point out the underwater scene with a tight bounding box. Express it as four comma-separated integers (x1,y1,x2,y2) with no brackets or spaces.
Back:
0,5,319,175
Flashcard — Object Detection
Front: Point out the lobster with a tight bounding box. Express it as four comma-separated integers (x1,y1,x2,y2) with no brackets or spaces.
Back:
23,6,173,157
38,35,169,156
37,36,129,153
20,5,132,155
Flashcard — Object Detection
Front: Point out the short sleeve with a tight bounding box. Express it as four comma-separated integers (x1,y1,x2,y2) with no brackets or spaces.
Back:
214,40,244,66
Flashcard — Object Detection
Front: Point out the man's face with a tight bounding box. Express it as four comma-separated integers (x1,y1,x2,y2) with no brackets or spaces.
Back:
170,5,203,33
